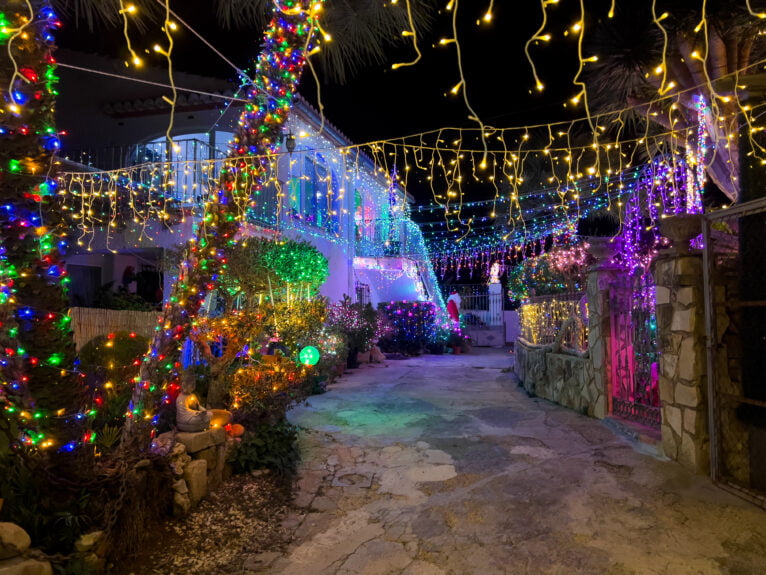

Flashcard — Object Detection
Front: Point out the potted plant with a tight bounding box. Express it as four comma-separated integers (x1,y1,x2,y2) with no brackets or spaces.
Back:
447,330,469,354
658,212,703,254
576,209,621,261
426,325,450,354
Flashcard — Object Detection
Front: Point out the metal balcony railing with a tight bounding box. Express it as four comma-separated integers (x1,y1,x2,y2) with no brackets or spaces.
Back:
61,138,230,173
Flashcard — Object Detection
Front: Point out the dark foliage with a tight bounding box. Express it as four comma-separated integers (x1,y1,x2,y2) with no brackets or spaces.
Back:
576,209,621,237
228,420,300,477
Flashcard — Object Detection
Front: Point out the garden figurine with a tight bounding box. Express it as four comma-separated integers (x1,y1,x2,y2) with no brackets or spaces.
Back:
447,289,461,323
176,371,231,432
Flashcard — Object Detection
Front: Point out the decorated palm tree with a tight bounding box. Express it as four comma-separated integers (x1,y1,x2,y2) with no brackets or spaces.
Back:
0,0,101,554
583,1,766,204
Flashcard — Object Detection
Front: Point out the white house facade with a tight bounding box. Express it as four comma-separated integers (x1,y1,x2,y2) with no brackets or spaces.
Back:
54,51,442,312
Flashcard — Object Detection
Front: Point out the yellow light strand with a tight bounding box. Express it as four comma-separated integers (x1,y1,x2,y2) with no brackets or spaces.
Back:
391,0,423,70
524,0,554,93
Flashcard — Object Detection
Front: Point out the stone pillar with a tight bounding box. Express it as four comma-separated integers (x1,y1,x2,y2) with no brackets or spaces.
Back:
488,281,502,326
652,252,709,473
585,251,620,419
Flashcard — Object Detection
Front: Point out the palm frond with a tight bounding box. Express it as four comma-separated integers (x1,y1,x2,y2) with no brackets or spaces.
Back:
214,0,437,85
214,0,272,30
314,0,437,84
583,3,661,117
52,0,163,32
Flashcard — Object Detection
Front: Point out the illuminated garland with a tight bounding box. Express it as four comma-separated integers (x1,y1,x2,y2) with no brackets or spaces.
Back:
518,294,587,350
426,151,703,272
0,2,92,454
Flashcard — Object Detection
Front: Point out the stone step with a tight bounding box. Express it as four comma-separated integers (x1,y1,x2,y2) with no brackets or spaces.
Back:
464,327,506,347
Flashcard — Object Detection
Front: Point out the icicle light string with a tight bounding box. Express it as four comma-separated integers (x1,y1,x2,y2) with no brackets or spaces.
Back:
47,3,764,262
53,108,707,249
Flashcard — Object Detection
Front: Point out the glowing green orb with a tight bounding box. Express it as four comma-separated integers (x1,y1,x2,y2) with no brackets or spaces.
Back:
299,346,320,366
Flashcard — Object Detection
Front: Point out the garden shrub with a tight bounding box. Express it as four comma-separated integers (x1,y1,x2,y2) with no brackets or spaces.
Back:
0,453,94,554
228,419,300,477
326,295,382,367
376,300,438,356
506,243,587,301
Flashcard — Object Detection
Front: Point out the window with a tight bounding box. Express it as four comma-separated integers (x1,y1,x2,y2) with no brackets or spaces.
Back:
141,132,231,203
301,155,329,228
328,169,342,234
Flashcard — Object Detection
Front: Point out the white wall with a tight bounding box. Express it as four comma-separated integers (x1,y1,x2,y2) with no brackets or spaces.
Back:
57,53,429,311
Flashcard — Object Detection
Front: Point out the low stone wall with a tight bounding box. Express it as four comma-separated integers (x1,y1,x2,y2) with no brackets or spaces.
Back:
153,427,236,516
0,522,53,575
515,339,602,417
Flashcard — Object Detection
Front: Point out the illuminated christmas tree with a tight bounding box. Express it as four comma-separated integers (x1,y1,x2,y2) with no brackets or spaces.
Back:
0,1,99,553
0,1,89,460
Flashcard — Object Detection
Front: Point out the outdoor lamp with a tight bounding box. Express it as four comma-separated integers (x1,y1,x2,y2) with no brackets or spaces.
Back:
285,131,296,154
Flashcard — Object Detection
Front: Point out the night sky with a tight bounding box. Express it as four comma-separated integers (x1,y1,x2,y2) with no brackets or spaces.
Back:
55,2,592,145
54,1,614,212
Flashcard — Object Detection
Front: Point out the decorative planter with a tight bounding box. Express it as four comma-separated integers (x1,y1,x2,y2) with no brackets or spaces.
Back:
658,213,703,254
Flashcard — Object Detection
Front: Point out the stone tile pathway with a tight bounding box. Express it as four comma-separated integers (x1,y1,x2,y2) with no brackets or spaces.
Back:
251,347,766,574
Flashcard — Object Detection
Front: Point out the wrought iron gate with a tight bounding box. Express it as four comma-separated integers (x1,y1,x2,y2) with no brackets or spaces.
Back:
610,270,661,428
703,197,766,508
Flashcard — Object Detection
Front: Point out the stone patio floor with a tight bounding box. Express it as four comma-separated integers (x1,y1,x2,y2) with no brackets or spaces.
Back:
249,346,766,575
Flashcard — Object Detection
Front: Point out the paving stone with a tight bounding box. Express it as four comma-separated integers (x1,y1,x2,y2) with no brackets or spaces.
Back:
272,348,766,575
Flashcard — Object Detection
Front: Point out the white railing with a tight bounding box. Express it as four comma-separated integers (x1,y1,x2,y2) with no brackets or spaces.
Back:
459,292,504,327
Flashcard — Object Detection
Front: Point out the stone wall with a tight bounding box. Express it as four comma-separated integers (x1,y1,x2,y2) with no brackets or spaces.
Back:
153,427,236,516
514,244,719,477
653,253,709,473
0,522,53,575
710,252,749,485
515,339,602,417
